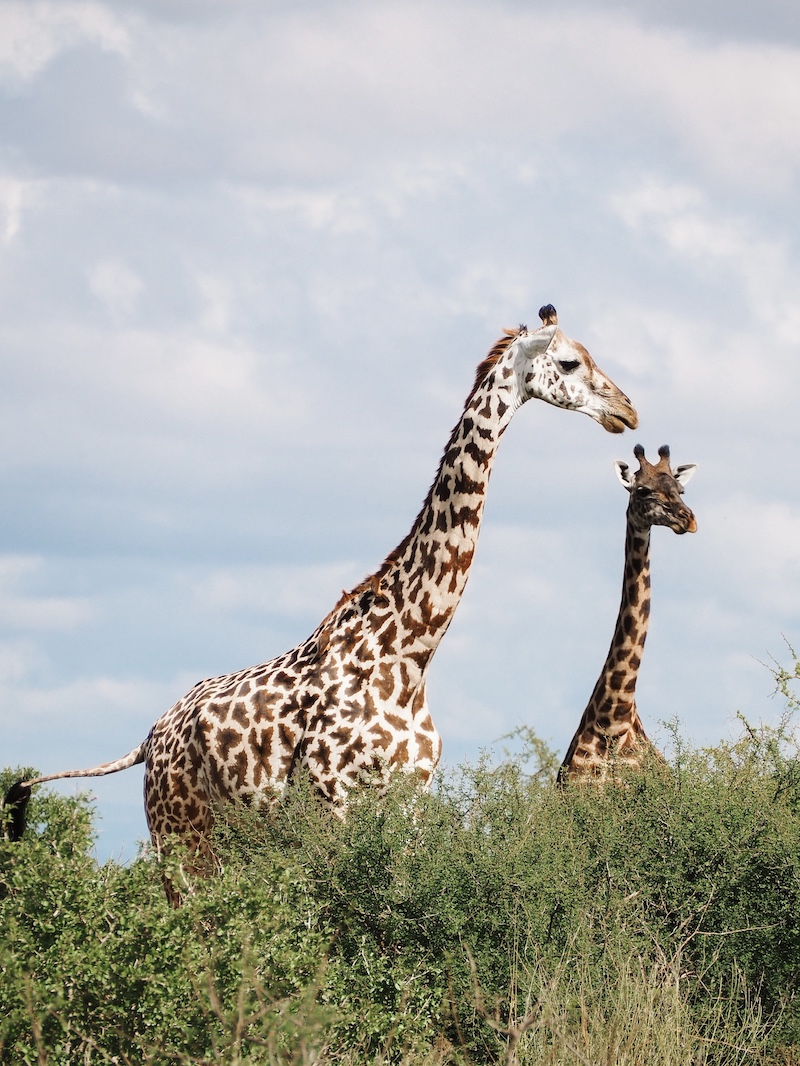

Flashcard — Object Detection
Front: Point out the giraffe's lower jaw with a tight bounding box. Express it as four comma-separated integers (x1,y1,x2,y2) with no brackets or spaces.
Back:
599,412,637,434
590,396,639,433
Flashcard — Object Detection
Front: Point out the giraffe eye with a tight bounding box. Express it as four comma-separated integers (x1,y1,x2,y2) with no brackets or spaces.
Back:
557,359,580,374
635,485,653,497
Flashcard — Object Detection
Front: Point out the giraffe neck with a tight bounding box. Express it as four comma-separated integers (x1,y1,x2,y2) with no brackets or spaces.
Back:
585,519,651,733
558,516,653,780
329,359,518,678
394,370,514,635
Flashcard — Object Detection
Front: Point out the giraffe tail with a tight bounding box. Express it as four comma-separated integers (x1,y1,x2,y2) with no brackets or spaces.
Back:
2,742,147,842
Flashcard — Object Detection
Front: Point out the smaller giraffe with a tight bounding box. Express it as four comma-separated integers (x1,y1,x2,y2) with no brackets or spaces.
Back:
558,444,696,783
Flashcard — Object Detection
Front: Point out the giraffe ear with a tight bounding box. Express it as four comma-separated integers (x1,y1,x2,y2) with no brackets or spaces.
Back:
517,324,557,355
673,463,697,488
614,460,635,490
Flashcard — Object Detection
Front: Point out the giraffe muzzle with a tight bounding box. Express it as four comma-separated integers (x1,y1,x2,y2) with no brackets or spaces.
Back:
673,511,697,534
598,395,639,434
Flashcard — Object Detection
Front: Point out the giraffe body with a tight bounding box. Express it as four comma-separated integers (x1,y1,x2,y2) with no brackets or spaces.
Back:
5,307,637,896
559,444,696,783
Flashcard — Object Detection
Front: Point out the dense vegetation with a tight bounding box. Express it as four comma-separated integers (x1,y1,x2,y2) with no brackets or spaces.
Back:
2,656,800,1065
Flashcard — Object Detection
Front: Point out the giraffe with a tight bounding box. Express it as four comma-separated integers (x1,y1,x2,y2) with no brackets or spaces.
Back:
558,444,696,783
5,305,637,900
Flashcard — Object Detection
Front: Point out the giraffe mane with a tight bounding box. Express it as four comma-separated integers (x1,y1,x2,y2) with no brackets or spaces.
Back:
469,327,523,400
325,328,524,621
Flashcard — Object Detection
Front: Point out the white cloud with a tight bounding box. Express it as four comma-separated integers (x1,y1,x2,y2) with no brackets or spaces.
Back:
610,178,800,343
702,497,800,616
0,639,44,683
3,1,788,191
656,39,800,190
3,672,182,734
0,0,130,83
124,4,799,190
192,562,363,621
586,300,786,430
0,555,97,631
192,271,232,334
0,175,32,242
1,321,303,450
237,187,375,236
102,329,295,425
88,257,143,319
0,595,95,631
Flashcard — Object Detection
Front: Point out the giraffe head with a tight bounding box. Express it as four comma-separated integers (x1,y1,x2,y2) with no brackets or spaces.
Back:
511,305,638,433
615,444,697,534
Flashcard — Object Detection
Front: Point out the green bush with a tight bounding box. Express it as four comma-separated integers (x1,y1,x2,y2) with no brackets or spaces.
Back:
2,658,800,1064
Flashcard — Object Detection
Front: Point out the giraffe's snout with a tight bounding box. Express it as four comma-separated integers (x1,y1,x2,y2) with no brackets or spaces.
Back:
597,392,639,434
673,509,697,534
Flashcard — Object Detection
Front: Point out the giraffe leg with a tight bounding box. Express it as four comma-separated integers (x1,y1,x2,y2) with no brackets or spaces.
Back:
143,759,218,906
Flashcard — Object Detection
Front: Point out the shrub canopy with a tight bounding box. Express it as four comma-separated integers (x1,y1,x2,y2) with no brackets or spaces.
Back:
3,661,800,1064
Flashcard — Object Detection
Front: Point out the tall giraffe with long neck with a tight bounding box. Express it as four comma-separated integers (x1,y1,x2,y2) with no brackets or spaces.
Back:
6,306,637,898
558,444,696,782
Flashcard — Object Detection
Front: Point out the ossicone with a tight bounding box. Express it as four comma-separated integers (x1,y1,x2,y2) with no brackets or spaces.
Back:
632,443,672,474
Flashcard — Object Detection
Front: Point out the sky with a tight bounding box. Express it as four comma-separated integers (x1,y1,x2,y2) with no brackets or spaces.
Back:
1,0,799,863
